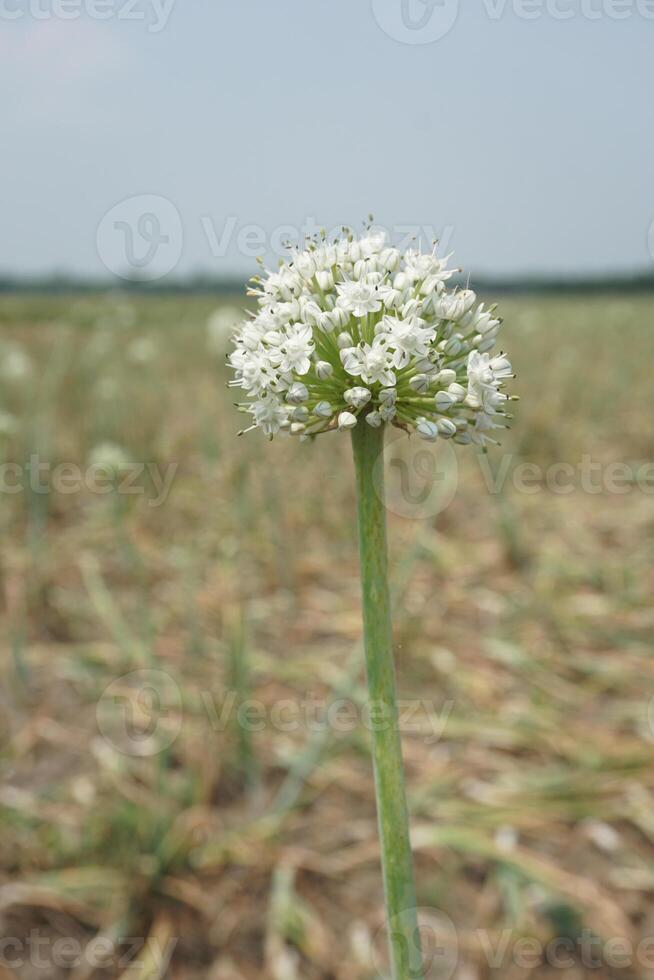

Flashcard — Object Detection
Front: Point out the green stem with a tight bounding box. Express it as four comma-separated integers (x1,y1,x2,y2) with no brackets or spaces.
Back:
350,421,423,980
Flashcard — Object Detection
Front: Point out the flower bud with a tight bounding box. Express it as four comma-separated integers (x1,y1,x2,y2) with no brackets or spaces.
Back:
479,320,500,339
448,382,466,401
410,374,430,393
477,336,496,353
435,369,456,385
330,306,350,329
294,254,316,279
314,401,333,418
315,360,333,380
340,347,359,373
433,289,476,321
337,411,357,430
292,406,309,422
406,299,425,319
290,422,306,435
337,332,353,350
443,337,462,357
437,418,457,437
281,299,301,320
318,311,336,333
379,388,396,405
380,404,396,422
286,382,309,405
435,391,455,411
344,387,371,409
416,418,438,441
316,269,334,291
477,314,501,336
302,302,322,327
380,248,400,271
353,259,369,280
379,286,402,308
365,410,382,428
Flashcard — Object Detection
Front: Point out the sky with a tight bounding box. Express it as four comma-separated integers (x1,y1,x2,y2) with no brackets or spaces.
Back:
2,0,653,281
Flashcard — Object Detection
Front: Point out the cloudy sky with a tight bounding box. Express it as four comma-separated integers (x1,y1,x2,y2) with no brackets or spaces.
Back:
2,1,652,280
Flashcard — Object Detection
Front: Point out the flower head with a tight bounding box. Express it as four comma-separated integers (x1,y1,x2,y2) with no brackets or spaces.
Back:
230,227,515,445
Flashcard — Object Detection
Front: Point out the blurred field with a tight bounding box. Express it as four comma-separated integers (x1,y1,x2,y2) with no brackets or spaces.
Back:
1,291,653,980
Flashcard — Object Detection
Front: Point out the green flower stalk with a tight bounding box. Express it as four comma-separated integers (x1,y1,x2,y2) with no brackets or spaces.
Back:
229,223,515,978
351,418,423,979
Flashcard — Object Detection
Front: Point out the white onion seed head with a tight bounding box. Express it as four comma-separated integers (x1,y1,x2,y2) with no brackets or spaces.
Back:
231,227,513,444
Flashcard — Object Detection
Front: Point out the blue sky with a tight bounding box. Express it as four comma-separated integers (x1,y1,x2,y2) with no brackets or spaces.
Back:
2,0,652,279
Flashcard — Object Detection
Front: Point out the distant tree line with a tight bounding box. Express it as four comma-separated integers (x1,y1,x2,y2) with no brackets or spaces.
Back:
1,270,653,296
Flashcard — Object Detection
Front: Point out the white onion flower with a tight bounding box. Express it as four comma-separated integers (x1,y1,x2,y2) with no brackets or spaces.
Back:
231,223,520,971
231,226,515,446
